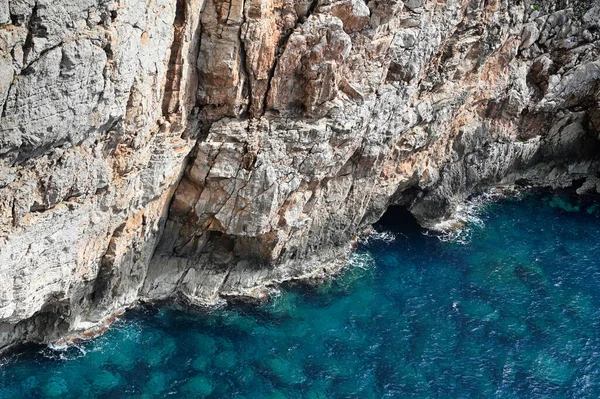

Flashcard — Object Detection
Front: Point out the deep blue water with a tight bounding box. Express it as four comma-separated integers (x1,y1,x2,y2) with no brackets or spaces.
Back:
1,192,600,398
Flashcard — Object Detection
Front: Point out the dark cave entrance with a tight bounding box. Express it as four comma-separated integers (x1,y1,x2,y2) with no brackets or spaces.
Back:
373,205,423,237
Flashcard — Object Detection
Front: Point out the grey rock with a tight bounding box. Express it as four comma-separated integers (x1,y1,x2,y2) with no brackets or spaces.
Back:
403,0,424,12
577,177,600,194
0,0,9,24
520,22,540,49
0,0,599,352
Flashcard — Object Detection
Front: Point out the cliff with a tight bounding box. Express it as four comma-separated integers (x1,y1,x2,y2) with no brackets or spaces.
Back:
0,0,599,351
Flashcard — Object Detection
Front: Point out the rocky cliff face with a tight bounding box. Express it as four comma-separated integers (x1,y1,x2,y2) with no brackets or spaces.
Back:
0,0,599,351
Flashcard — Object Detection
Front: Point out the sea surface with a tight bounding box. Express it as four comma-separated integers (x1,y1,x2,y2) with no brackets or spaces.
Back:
1,192,600,398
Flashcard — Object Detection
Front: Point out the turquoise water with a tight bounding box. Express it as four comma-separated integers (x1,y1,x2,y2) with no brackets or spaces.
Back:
2,192,600,398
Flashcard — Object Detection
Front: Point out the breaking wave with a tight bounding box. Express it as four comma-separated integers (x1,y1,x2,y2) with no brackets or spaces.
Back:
358,230,397,245
346,251,376,271
41,343,88,361
428,188,518,244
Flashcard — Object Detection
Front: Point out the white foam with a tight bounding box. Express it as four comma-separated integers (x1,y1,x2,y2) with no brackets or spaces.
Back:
358,230,397,245
265,286,282,298
346,252,376,271
428,188,516,244
46,343,69,351
42,341,89,361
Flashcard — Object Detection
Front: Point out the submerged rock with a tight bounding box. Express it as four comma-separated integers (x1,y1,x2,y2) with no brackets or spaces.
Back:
21,376,39,396
182,376,214,396
145,335,177,367
191,355,211,371
497,316,528,338
264,357,307,385
460,300,499,322
92,371,121,392
108,350,136,371
189,333,218,357
267,390,289,399
145,371,168,396
533,353,575,386
42,377,69,398
214,351,237,369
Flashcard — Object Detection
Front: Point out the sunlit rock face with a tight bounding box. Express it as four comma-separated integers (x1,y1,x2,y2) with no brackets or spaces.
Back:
0,0,203,349
0,0,599,350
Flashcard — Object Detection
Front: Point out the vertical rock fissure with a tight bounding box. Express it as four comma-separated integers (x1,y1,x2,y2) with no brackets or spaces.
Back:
20,2,38,67
260,0,319,116
239,0,253,117
0,80,11,118
260,47,279,117
215,265,233,297
306,0,319,20
162,0,188,119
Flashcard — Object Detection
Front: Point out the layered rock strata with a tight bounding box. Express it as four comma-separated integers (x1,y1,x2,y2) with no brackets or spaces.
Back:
0,0,599,351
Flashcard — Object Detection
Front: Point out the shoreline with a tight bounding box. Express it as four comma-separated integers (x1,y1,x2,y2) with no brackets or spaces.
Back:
1,185,598,362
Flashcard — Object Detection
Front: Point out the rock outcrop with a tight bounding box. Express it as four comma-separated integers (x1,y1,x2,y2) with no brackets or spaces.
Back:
0,0,599,351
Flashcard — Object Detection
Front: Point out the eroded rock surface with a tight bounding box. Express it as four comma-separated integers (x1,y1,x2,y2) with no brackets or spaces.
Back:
0,0,599,350
0,0,203,349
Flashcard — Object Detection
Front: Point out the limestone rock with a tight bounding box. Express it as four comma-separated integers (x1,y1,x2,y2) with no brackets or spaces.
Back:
0,1,9,25
0,0,201,349
197,0,249,119
266,14,352,115
318,0,370,33
0,0,599,352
